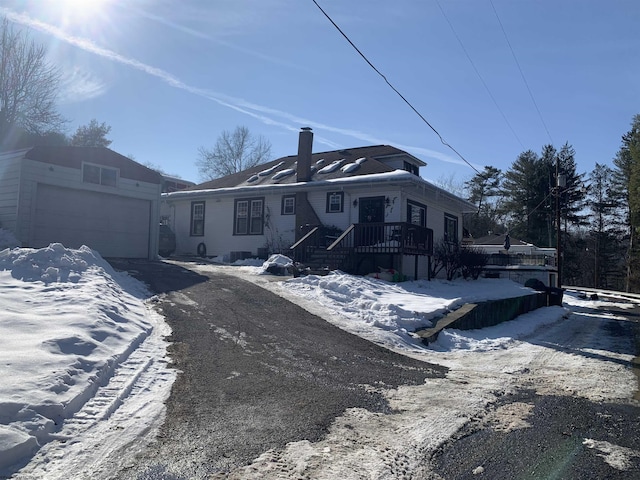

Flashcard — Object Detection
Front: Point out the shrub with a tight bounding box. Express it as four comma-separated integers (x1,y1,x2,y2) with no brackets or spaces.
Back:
431,239,461,280
431,240,488,280
460,246,489,280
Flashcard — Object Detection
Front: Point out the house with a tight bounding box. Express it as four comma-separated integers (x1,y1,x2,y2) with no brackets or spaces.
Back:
163,128,475,279
161,174,196,193
472,233,558,287
0,146,163,259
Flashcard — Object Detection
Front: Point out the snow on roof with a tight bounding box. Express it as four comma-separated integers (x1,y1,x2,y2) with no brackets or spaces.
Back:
317,159,345,174
272,168,296,181
165,170,417,198
258,161,284,176
340,162,360,173
164,169,476,212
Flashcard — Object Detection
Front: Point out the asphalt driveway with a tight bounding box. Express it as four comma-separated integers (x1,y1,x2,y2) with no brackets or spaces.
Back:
107,259,447,479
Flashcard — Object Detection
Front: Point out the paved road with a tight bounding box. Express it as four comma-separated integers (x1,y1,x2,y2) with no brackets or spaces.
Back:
107,259,447,479
430,295,640,480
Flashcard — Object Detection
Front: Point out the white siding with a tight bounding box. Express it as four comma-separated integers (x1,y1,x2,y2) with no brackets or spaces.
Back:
264,196,296,252
307,190,351,228
0,154,21,236
171,194,297,259
168,180,469,264
308,188,402,229
404,192,464,244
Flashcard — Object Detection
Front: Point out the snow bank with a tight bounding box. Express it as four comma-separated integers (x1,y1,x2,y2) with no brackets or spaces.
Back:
0,243,161,474
278,272,536,347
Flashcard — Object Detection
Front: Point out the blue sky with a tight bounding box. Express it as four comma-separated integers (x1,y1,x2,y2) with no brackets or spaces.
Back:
2,0,639,187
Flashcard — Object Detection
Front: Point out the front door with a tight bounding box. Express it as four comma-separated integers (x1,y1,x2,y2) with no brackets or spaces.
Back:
359,196,385,223
358,196,385,245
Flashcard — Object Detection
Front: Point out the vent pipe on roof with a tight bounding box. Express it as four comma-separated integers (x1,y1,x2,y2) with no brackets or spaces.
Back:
296,127,313,182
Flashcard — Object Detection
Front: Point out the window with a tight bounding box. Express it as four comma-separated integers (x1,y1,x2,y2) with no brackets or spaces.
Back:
190,201,205,236
407,201,426,226
235,198,264,235
444,214,458,243
403,161,419,176
83,163,118,187
281,195,295,215
326,192,344,213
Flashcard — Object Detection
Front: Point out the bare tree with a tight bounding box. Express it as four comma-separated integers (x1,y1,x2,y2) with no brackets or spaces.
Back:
0,18,64,145
196,126,271,180
71,119,112,147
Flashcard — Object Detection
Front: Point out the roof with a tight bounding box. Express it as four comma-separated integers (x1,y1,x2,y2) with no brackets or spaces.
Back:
188,145,419,190
472,233,531,247
167,144,476,212
21,146,163,184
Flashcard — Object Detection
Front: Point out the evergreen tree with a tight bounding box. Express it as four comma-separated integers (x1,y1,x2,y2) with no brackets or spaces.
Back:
70,119,112,147
464,166,503,238
553,143,587,285
557,143,588,229
500,150,550,247
612,114,640,291
586,163,624,289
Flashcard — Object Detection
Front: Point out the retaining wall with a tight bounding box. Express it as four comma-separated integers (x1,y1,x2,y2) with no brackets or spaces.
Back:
416,292,550,344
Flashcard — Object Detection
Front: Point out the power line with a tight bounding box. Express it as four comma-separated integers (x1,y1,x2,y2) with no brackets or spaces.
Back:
434,0,525,150
311,0,481,175
489,0,554,145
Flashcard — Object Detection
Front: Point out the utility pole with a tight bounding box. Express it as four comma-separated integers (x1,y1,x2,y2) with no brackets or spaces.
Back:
555,157,566,288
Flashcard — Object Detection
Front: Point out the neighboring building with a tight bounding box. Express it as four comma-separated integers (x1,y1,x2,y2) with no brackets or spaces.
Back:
159,174,195,228
163,128,475,279
0,146,163,259
161,174,195,193
472,233,558,287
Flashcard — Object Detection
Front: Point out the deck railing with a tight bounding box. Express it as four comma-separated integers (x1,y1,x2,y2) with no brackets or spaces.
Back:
290,222,434,267
327,222,433,256
486,253,556,267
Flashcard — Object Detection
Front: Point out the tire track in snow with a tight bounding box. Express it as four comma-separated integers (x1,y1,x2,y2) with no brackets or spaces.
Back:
14,307,175,480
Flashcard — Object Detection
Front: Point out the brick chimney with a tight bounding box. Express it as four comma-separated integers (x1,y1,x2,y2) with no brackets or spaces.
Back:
296,127,313,182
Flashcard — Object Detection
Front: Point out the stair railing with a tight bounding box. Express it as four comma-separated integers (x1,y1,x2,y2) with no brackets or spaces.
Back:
289,226,320,264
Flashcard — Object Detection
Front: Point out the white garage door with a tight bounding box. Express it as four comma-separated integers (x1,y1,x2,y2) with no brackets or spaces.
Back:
33,184,151,258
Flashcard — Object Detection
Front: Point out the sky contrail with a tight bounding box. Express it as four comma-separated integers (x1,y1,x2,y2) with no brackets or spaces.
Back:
0,7,466,167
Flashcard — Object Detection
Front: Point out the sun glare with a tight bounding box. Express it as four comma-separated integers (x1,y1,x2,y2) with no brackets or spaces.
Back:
56,0,111,20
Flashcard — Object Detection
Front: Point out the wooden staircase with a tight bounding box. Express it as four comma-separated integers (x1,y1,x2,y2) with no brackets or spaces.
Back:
297,246,351,275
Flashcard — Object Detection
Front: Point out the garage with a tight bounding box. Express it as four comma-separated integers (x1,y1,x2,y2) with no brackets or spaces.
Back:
32,184,151,258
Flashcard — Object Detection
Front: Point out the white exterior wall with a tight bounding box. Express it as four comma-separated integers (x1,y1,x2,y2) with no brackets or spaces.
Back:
168,180,470,272
264,196,297,253
17,159,161,259
306,189,352,228
403,193,457,243
171,193,297,259
0,154,22,237
306,188,402,228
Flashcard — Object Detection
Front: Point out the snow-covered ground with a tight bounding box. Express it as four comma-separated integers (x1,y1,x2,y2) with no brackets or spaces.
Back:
0,243,175,479
1,246,638,479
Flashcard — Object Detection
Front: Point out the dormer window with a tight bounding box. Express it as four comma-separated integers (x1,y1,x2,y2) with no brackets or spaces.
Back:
403,161,419,176
83,163,118,187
